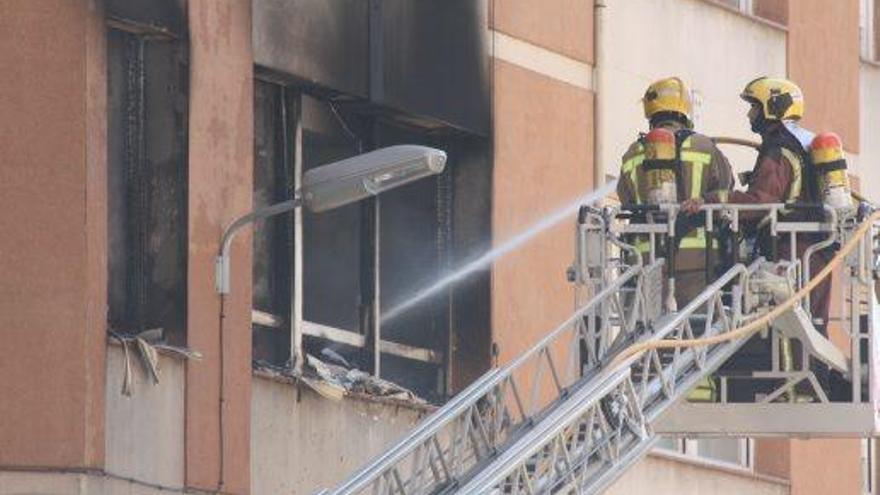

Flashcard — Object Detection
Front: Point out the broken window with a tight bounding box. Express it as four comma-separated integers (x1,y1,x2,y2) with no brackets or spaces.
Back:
107,20,188,344
251,79,491,401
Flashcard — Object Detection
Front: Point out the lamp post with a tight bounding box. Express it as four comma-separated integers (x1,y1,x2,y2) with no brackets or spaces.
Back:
214,144,447,293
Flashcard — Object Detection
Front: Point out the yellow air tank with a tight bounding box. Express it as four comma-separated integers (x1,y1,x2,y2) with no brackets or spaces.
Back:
643,128,678,205
810,132,854,213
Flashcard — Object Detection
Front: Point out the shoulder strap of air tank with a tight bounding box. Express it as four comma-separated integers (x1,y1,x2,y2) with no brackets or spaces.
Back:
673,129,695,199
778,128,818,203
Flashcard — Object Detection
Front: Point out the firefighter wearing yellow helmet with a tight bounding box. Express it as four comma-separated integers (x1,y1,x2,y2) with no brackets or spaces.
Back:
728,76,832,334
741,76,805,126
617,77,734,307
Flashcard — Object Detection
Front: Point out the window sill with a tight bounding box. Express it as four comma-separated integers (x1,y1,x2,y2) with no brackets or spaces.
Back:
649,448,790,486
106,333,193,362
699,0,789,33
861,57,880,69
252,367,437,414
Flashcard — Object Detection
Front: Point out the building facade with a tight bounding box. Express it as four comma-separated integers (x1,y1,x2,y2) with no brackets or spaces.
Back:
0,0,877,494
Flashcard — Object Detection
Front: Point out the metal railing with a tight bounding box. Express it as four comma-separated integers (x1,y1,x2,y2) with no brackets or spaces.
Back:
318,252,664,495
320,200,880,494
455,260,759,494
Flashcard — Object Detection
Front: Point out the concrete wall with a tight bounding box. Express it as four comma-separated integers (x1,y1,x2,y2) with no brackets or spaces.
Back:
788,0,861,151
491,0,593,63
250,376,425,495
599,0,787,179
857,63,880,200
789,439,862,495
490,0,594,372
185,1,254,492
0,472,183,495
0,0,107,469
754,437,863,495
491,59,593,366
104,346,185,489
783,5,864,494
606,454,789,495
0,346,187,494
755,0,789,25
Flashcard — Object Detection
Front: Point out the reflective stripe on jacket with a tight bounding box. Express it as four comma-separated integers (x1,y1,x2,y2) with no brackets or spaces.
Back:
617,124,734,269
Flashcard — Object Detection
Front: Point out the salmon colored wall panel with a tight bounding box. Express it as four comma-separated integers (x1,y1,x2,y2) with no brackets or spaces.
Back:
185,1,253,493
789,439,862,495
754,438,791,479
788,0,860,151
491,0,593,63
0,0,106,468
84,0,108,468
492,60,593,370
754,0,788,25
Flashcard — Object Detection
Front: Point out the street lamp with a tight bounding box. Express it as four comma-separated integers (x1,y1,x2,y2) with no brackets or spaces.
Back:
215,145,447,293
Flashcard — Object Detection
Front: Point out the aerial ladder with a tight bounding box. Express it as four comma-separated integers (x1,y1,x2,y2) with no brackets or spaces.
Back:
318,185,880,495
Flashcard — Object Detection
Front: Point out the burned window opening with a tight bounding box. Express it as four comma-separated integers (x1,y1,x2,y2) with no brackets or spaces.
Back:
252,80,296,364
107,25,188,345
250,79,490,401
301,94,366,336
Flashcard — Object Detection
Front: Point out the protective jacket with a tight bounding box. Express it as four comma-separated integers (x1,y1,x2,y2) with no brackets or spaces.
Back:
617,121,734,273
730,122,831,328
730,122,814,207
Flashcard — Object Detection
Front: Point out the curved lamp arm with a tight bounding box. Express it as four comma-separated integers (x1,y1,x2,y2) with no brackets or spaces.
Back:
215,196,302,294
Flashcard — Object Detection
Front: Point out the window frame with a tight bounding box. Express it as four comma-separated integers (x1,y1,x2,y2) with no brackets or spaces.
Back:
714,0,755,15
106,16,189,344
739,0,756,15
654,436,754,471
250,78,448,392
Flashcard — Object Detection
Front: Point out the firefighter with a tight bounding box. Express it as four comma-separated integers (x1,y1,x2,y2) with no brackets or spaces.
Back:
617,77,734,306
681,77,832,327
732,77,831,330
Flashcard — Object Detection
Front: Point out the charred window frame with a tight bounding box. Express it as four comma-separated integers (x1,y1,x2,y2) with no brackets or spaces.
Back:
107,18,189,344
251,79,487,402
252,80,297,365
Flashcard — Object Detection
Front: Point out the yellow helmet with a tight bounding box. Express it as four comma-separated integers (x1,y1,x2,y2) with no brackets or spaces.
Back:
740,77,804,121
642,77,693,127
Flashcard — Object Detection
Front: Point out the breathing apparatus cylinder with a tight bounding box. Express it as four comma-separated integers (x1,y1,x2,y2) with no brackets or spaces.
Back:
810,132,854,213
643,128,678,205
